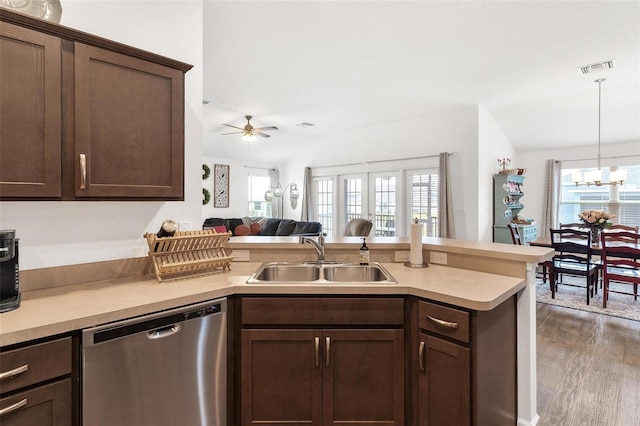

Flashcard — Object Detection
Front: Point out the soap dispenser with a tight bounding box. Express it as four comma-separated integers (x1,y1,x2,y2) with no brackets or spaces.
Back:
359,237,370,265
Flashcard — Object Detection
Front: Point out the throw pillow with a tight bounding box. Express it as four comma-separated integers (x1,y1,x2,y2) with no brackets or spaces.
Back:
250,222,262,235
261,218,281,236
234,224,251,236
292,221,321,235
275,219,297,236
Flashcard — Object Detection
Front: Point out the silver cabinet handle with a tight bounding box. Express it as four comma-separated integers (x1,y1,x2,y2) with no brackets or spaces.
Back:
325,336,331,368
0,364,28,380
419,341,426,372
314,337,320,368
426,314,459,329
79,154,86,189
0,399,27,416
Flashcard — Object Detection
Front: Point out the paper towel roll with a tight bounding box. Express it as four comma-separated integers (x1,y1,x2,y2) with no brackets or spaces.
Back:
409,221,423,265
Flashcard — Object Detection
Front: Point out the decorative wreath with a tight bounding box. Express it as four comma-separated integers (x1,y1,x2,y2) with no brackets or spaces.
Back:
202,188,211,205
202,164,211,180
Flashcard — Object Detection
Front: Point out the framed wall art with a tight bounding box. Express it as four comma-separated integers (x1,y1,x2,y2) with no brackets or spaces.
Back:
213,164,229,207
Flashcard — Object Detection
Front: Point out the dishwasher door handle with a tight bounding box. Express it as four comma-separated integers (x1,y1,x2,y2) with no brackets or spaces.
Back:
147,324,183,339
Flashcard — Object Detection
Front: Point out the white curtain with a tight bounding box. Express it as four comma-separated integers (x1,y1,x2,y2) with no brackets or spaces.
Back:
269,168,280,218
541,159,561,241
300,167,313,221
438,152,456,238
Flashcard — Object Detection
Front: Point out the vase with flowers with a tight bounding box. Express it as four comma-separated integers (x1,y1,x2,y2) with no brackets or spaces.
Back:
577,210,614,245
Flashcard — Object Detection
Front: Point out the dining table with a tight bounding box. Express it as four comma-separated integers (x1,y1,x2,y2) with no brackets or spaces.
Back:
529,237,640,256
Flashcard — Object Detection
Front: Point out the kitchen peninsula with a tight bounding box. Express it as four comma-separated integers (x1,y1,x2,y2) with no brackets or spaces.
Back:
0,237,552,425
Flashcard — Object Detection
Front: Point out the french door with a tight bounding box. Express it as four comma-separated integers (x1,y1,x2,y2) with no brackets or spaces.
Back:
338,172,401,236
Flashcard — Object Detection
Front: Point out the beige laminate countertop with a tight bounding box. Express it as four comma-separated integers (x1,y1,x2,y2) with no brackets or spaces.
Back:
0,261,526,347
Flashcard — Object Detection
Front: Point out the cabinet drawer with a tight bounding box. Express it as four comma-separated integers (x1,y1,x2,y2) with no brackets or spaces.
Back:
0,378,71,425
418,301,470,343
242,297,404,326
0,337,72,394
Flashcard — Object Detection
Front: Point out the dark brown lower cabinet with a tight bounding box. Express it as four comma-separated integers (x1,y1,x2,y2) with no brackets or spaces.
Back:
241,329,322,424
238,297,405,426
0,379,71,426
414,297,517,426
241,328,404,426
418,333,470,426
0,336,77,426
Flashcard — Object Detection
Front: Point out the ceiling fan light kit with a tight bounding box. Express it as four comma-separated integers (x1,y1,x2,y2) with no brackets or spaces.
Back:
222,115,278,142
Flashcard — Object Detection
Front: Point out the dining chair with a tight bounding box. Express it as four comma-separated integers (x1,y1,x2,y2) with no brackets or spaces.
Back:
602,225,639,242
343,218,373,236
601,230,640,308
549,228,600,305
508,223,523,245
512,223,552,282
560,223,586,229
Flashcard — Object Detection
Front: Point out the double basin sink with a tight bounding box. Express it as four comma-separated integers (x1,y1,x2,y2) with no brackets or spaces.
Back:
246,262,397,285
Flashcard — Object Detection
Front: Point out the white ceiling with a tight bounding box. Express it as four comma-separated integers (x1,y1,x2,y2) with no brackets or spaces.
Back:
202,1,640,163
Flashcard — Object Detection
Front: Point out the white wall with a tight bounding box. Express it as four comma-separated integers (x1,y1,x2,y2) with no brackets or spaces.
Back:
279,106,481,240
0,1,203,270
478,107,518,242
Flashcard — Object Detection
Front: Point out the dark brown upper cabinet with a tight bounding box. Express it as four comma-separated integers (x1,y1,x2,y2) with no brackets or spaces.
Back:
0,9,192,200
0,22,62,198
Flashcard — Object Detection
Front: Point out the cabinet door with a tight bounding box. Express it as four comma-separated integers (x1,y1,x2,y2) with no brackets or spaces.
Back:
74,43,184,199
241,329,323,426
0,22,61,198
323,329,404,426
418,333,470,426
0,379,71,426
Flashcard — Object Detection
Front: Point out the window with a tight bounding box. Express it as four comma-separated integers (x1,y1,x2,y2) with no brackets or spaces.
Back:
343,176,364,223
373,175,397,236
247,175,271,217
559,164,640,228
408,170,439,237
316,178,334,236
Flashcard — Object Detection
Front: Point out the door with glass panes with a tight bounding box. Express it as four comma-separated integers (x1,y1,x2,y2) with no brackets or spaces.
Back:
338,173,401,236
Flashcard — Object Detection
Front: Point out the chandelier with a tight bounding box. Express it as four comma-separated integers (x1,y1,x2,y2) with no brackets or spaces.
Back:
572,78,626,187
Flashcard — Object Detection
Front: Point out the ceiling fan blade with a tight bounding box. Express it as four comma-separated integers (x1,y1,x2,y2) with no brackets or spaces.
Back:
255,131,271,138
254,126,278,131
222,124,244,130
221,131,244,135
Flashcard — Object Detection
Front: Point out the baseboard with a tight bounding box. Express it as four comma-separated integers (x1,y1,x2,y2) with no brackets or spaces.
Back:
518,413,540,426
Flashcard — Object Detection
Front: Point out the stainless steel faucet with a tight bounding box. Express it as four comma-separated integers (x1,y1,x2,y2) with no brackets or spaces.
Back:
300,233,326,262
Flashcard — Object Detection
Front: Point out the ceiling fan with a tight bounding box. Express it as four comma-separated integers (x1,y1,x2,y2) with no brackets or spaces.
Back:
222,115,278,142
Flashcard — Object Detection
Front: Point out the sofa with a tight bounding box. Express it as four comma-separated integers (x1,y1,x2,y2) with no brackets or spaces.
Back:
202,217,322,237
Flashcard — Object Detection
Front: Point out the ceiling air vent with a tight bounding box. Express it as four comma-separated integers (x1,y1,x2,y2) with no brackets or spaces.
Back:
578,59,615,74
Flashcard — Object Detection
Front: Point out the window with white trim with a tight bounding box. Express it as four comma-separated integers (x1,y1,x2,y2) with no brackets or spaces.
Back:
559,163,640,228
315,178,334,236
408,170,439,237
247,174,271,217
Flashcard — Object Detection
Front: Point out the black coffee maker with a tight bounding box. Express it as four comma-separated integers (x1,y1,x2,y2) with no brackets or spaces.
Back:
0,230,20,313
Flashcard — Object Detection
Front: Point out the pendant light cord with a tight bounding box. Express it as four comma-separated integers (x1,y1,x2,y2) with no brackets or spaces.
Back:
596,78,605,171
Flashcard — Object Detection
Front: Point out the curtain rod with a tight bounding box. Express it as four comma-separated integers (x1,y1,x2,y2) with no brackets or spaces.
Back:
314,152,454,169
556,154,639,163
243,166,274,170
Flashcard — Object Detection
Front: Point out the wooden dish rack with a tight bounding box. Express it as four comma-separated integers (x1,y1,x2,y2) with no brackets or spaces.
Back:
144,229,234,282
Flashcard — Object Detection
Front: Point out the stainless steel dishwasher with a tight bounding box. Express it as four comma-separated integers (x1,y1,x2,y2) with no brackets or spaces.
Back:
82,298,227,426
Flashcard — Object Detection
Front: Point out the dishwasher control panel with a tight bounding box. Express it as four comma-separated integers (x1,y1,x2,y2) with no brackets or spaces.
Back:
183,302,222,320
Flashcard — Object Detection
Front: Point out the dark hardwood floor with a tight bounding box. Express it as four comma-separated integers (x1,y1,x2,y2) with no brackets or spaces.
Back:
536,302,640,426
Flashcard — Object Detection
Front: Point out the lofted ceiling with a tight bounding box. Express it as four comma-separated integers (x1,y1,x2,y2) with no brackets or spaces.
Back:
202,1,640,164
